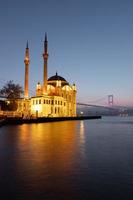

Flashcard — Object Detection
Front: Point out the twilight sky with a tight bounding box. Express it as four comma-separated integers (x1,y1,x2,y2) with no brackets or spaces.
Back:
0,0,133,106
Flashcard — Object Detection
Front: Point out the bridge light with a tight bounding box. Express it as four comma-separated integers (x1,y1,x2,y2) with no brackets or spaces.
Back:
80,111,83,115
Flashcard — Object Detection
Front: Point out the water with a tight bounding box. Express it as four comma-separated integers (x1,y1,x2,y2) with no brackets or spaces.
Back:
0,117,133,199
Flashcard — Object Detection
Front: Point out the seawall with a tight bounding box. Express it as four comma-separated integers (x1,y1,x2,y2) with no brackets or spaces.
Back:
0,116,102,127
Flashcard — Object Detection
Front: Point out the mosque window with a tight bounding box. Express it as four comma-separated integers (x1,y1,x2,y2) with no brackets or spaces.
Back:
44,99,45,104
51,100,54,105
55,107,57,114
55,100,57,104
46,100,48,104
36,100,38,104
58,101,60,105
49,100,50,104
64,102,66,106
61,101,62,105
39,99,41,104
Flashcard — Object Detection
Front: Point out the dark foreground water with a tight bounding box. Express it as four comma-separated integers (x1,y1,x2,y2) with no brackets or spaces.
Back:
0,117,133,199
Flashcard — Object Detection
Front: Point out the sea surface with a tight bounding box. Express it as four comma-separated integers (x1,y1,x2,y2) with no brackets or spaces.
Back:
0,116,133,199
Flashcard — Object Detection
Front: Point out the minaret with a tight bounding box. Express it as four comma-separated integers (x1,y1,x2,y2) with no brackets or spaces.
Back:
24,41,30,99
43,33,48,94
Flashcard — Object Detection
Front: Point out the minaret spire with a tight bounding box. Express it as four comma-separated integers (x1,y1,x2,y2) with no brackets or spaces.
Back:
45,32,47,42
43,33,48,94
24,41,30,99
26,40,28,49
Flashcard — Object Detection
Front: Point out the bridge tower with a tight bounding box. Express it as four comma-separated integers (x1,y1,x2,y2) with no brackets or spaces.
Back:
108,95,114,106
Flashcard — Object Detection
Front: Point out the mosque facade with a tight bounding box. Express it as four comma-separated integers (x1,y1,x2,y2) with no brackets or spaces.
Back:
17,34,77,118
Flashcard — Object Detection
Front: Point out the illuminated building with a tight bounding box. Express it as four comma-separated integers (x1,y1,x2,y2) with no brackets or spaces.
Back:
17,34,77,118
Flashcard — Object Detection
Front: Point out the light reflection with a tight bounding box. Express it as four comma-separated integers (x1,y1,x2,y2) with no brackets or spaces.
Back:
79,120,86,157
18,125,30,143
15,121,78,186
79,121,85,145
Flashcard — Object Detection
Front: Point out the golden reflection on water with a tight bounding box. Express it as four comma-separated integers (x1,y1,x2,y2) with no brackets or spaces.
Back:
79,121,85,145
79,120,86,157
15,121,79,182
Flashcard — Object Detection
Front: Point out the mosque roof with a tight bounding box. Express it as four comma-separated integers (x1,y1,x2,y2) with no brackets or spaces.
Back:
48,72,67,82
48,72,69,87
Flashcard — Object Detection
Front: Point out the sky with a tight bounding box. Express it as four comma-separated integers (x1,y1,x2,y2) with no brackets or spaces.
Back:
0,0,133,106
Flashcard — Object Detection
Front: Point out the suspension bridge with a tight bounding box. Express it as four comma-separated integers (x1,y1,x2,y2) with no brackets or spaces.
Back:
78,95,113,108
77,95,133,116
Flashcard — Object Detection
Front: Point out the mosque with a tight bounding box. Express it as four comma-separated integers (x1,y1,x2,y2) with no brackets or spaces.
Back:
17,34,77,118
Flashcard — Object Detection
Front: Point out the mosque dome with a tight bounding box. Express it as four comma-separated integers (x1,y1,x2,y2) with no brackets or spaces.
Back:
48,72,69,87
48,72,66,81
